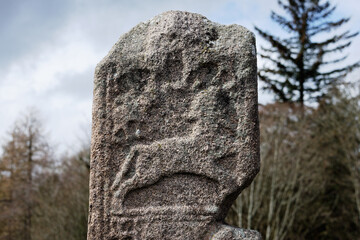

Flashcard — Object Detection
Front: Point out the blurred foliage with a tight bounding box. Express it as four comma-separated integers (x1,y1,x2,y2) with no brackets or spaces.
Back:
226,83,360,240
0,110,53,240
0,111,89,240
1,84,358,239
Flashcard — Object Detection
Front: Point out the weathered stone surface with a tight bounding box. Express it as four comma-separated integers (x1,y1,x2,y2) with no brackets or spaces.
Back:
88,11,260,240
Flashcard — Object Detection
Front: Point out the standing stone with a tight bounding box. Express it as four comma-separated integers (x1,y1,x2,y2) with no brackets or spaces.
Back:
88,11,261,240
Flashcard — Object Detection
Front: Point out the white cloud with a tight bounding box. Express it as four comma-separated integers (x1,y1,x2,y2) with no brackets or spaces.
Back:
0,18,100,154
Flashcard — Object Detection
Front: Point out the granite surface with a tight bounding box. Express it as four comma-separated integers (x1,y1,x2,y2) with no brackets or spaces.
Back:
88,11,261,240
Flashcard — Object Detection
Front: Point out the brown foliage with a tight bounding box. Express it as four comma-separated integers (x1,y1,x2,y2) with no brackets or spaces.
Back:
227,86,360,239
0,110,89,240
0,110,52,240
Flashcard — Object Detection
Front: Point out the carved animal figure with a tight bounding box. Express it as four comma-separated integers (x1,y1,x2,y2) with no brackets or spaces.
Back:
111,83,248,218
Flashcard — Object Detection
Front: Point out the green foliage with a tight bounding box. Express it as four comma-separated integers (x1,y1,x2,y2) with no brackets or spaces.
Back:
256,0,359,104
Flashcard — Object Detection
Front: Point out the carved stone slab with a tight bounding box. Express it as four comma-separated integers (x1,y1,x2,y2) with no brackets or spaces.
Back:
88,11,261,240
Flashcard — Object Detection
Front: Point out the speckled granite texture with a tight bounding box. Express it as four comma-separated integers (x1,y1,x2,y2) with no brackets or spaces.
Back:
88,11,261,240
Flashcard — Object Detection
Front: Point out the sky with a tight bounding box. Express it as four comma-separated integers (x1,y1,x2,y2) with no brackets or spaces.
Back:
0,0,359,156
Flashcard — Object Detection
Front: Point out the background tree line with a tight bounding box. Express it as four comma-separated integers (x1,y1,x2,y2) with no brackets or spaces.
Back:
0,111,89,240
0,0,359,239
226,85,360,239
226,0,360,239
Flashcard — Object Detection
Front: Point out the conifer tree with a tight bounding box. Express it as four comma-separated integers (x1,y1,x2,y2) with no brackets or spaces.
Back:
256,0,359,104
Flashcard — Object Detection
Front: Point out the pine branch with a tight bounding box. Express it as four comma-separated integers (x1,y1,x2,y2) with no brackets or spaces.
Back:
309,4,335,21
309,18,350,35
271,11,295,32
323,41,352,53
259,74,291,102
255,27,295,63
321,56,348,65
312,31,355,47
320,64,358,77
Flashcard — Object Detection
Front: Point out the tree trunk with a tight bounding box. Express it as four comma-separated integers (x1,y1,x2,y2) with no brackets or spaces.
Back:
25,131,33,240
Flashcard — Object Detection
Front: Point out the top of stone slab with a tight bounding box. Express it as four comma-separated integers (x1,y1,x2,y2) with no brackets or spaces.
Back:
96,10,256,75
